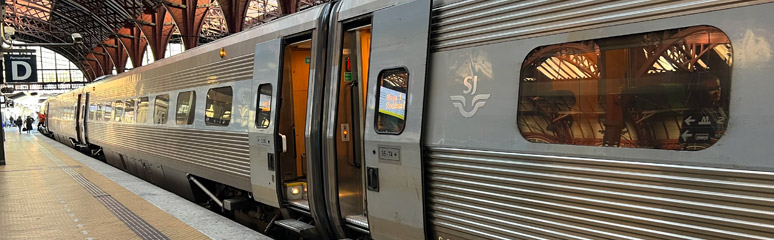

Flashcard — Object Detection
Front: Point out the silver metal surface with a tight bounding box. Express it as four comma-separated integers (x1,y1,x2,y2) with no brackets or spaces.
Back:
321,1,347,237
288,199,310,211
304,3,336,239
248,37,283,208
344,214,369,230
431,0,767,51
425,147,774,239
362,0,432,239
275,219,315,233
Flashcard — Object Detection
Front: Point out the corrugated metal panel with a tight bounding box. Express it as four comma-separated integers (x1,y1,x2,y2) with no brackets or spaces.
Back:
426,147,774,239
90,53,254,101
431,0,766,51
88,123,250,178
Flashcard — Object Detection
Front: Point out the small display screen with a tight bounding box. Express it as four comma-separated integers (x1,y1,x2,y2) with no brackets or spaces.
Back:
378,86,406,120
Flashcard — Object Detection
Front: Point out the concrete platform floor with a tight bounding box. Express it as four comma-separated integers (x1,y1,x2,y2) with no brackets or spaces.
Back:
0,128,270,240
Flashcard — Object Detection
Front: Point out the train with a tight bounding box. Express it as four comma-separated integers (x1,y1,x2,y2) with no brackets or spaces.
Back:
43,0,774,239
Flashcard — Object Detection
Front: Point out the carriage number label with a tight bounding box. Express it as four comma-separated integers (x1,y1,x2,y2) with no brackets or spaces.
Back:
256,135,272,146
378,146,400,161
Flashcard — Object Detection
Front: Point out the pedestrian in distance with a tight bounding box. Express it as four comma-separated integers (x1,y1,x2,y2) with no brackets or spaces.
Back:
25,116,34,134
15,116,22,134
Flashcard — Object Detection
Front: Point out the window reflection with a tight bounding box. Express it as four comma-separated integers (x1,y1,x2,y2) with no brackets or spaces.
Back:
205,87,233,126
375,68,408,134
256,84,272,128
518,26,731,151
176,91,196,125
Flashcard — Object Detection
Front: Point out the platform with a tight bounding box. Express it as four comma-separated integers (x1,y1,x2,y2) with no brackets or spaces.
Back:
0,127,270,240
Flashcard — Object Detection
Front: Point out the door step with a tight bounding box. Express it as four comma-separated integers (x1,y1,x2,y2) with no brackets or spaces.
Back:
344,214,369,233
288,199,310,211
276,219,316,234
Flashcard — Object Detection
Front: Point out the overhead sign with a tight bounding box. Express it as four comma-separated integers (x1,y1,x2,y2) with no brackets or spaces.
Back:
4,54,37,83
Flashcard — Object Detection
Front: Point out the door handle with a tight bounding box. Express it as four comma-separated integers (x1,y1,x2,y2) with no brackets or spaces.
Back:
278,133,287,153
366,167,379,192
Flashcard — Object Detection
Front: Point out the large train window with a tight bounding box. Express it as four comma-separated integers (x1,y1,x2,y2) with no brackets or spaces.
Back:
375,68,408,134
176,91,196,125
517,26,732,151
137,97,149,124
114,101,124,122
95,104,103,121
124,99,136,124
103,102,113,122
205,87,233,126
256,84,272,128
154,94,169,124
88,104,96,121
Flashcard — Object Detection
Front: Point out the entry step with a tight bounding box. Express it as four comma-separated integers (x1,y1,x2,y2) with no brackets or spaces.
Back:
276,219,315,233
344,214,369,233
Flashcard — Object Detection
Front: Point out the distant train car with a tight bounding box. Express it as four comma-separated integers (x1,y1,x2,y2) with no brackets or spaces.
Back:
45,0,774,239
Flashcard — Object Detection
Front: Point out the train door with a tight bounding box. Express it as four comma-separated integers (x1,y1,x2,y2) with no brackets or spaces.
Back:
361,1,432,239
80,92,90,145
75,93,83,144
321,12,373,238
249,34,324,210
249,4,334,237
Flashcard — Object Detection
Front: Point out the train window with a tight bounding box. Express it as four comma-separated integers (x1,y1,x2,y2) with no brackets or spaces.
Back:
125,99,136,124
114,101,124,122
95,104,103,121
154,94,169,124
375,68,408,134
205,87,233,126
256,84,272,128
176,91,196,125
88,104,96,121
137,97,149,124
517,26,732,151
104,102,113,122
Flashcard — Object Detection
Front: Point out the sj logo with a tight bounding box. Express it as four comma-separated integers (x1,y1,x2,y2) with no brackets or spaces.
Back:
450,75,490,118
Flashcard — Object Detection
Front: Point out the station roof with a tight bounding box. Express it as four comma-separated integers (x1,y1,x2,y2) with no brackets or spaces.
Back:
2,0,327,81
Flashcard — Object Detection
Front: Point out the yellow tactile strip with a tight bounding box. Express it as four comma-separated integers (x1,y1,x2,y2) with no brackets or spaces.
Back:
0,132,210,240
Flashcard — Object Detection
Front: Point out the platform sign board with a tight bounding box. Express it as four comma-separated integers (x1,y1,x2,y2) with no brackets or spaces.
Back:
3,54,37,83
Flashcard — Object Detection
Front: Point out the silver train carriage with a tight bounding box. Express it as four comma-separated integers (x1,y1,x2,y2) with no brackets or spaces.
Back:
44,0,774,239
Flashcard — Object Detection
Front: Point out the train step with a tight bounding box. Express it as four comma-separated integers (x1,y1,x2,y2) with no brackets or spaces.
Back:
275,219,315,234
344,215,369,234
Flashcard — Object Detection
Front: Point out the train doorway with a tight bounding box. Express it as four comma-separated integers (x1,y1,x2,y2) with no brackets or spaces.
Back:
322,20,373,237
276,37,314,213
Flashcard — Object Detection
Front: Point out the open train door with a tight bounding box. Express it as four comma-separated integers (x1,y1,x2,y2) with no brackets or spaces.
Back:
249,38,283,208
362,0,432,239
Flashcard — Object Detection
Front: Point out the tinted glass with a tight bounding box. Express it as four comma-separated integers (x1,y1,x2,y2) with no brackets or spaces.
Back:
114,101,124,122
176,91,196,125
154,94,169,124
518,26,731,151
103,102,112,122
124,99,135,123
95,104,103,121
205,87,233,126
137,97,149,124
256,84,272,128
88,104,96,121
375,68,408,134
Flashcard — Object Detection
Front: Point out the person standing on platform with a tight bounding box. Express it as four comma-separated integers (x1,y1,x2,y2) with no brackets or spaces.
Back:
15,117,22,134
24,116,33,134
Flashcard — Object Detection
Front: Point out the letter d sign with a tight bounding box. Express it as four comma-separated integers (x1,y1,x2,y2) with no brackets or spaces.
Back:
3,54,37,83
